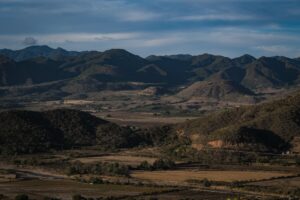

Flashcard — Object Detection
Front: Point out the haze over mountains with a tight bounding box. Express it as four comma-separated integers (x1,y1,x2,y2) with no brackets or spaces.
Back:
0,45,300,102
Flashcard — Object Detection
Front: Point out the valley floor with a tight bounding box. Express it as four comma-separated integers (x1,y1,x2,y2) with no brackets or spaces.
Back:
0,148,299,200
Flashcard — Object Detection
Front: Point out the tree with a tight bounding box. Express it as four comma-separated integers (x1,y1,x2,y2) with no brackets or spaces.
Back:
138,161,152,170
152,158,175,170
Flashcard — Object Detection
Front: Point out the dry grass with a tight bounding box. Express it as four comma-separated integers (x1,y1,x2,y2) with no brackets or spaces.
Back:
248,176,300,189
63,100,95,105
121,147,163,158
95,111,197,127
131,170,293,183
0,179,164,200
74,155,157,166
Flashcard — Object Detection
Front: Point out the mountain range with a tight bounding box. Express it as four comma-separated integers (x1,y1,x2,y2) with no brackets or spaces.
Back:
1,45,300,101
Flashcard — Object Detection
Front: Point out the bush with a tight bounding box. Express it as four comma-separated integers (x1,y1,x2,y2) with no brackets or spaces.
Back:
89,177,103,184
202,178,211,187
66,161,129,177
152,158,175,170
137,161,152,170
15,194,29,200
43,197,61,200
72,194,86,200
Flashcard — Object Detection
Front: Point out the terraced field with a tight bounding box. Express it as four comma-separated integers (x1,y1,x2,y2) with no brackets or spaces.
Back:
0,179,168,200
132,170,293,183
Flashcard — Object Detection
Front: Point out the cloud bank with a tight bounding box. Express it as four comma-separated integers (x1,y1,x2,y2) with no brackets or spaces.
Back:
0,0,299,57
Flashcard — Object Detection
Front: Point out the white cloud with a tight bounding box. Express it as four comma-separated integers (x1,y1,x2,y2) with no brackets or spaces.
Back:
40,32,140,43
254,45,290,53
0,32,139,43
119,11,161,22
139,37,185,47
173,13,256,21
89,1,162,22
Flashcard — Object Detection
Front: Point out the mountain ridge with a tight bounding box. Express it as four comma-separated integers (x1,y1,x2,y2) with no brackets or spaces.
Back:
1,46,300,102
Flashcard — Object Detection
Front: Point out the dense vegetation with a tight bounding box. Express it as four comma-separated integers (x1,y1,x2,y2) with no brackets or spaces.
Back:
137,158,176,170
96,123,143,149
0,109,183,155
176,91,300,152
0,109,145,154
66,161,130,177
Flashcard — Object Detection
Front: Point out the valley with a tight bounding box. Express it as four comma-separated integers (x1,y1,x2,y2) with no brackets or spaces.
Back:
0,146,299,200
1,46,300,200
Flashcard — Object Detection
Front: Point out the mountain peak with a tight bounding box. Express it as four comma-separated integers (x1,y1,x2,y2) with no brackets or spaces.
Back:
239,54,255,59
165,54,193,61
103,49,135,56
0,45,80,61
101,49,144,62
233,54,256,65
23,45,53,51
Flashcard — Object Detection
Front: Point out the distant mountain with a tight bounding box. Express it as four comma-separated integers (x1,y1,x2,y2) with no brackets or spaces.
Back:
190,54,235,81
176,90,300,153
1,46,300,101
241,57,300,89
0,45,79,61
0,55,74,87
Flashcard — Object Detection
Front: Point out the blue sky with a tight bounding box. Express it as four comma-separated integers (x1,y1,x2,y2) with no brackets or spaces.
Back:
0,0,300,57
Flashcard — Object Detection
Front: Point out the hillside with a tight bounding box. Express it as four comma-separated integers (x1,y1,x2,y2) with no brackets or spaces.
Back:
176,79,254,101
241,57,300,89
176,91,300,153
0,55,18,86
0,109,141,154
0,55,73,87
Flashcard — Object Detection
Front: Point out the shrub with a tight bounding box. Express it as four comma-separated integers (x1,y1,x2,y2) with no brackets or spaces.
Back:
66,161,129,177
137,161,152,170
72,194,87,200
152,158,175,170
15,194,29,200
202,178,212,187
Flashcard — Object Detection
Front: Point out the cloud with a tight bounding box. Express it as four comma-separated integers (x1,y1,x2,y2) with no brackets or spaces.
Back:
139,37,185,47
173,13,256,21
22,37,38,46
0,28,300,58
36,32,140,43
254,45,291,54
120,11,161,22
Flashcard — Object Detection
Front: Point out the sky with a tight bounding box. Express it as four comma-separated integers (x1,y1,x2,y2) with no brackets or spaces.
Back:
0,0,300,58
